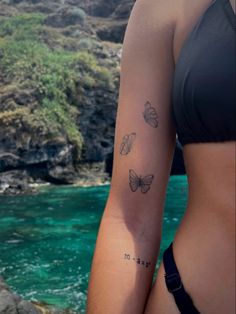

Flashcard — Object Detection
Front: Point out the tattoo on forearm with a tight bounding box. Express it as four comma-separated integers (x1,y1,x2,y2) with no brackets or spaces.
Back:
129,169,154,193
143,101,159,128
123,253,151,268
119,132,136,155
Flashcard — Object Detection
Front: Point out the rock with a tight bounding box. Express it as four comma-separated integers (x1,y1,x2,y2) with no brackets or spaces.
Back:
75,161,110,186
0,290,18,314
77,86,118,163
0,0,128,189
0,0,185,192
0,87,37,112
17,300,41,314
0,277,77,314
0,278,10,292
11,294,22,305
111,0,135,19
76,0,122,18
47,165,78,184
0,153,21,171
0,170,38,195
0,4,18,16
45,7,86,28
2,184,37,196
33,302,75,314
96,20,127,43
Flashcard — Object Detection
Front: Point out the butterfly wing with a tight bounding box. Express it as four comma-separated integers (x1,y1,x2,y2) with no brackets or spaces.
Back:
120,135,129,155
127,133,136,152
120,133,136,155
143,102,158,128
140,174,154,193
129,169,140,192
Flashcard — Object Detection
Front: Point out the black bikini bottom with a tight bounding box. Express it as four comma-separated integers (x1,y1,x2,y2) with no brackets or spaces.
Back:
163,242,200,314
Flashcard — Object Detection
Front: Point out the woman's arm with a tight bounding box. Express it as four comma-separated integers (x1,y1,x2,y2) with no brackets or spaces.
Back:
86,0,178,312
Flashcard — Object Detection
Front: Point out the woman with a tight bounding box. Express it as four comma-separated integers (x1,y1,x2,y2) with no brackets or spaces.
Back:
87,0,236,312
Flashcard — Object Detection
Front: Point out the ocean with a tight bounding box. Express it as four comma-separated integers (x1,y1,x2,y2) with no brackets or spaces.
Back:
0,175,188,313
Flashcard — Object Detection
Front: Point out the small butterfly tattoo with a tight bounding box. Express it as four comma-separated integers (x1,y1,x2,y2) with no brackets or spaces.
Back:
129,169,154,193
120,132,136,155
143,101,159,128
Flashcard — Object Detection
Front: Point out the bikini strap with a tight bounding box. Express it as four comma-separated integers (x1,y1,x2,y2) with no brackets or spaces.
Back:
163,242,200,314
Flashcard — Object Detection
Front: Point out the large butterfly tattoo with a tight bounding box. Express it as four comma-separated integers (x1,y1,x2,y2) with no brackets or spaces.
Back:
143,101,159,128
129,169,154,193
120,133,136,155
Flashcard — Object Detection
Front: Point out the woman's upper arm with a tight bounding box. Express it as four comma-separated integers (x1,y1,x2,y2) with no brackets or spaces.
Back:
106,0,178,234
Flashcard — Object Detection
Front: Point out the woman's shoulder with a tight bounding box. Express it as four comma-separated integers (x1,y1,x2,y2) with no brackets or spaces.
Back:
131,0,179,28
125,0,215,71
124,0,180,54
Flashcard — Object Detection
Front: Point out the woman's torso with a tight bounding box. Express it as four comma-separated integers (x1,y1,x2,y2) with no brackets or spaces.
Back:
172,142,235,313
144,0,236,312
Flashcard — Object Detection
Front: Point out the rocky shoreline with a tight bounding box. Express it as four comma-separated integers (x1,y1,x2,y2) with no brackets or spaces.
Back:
0,149,184,195
0,161,111,195
0,0,185,195
0,277,78,314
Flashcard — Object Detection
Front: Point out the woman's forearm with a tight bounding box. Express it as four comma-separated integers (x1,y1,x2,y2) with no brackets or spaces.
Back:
86,204,162,314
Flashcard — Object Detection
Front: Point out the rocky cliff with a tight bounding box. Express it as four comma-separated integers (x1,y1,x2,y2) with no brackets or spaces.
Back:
0,0,185,194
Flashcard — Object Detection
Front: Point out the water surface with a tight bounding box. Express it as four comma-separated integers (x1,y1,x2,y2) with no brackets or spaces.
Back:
0,175,188,313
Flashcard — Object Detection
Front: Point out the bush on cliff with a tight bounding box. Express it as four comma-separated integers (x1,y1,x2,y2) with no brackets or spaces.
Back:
0,13,114,151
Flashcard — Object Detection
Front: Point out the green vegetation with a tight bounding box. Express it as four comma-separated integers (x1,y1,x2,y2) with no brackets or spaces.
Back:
0,13,114,151
0,13,44,39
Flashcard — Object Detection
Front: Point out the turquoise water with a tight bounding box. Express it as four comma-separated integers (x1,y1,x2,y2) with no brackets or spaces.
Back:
0,175,188,313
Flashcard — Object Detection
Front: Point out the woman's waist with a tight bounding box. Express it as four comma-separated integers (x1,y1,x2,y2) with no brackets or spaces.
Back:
173,206,235,312
183,141,235,190
177,201,235,250
186,183,235,215
183,142,235,213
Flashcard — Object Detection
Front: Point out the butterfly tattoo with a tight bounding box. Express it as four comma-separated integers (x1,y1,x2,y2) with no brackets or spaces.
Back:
143,101,159,128
129,169,154,193
120,132,136,155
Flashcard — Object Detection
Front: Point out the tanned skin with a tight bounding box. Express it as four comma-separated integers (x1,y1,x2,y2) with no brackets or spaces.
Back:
87,0,236,313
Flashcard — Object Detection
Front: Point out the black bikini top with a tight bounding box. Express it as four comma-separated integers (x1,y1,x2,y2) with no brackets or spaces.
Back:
172,0,236,146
